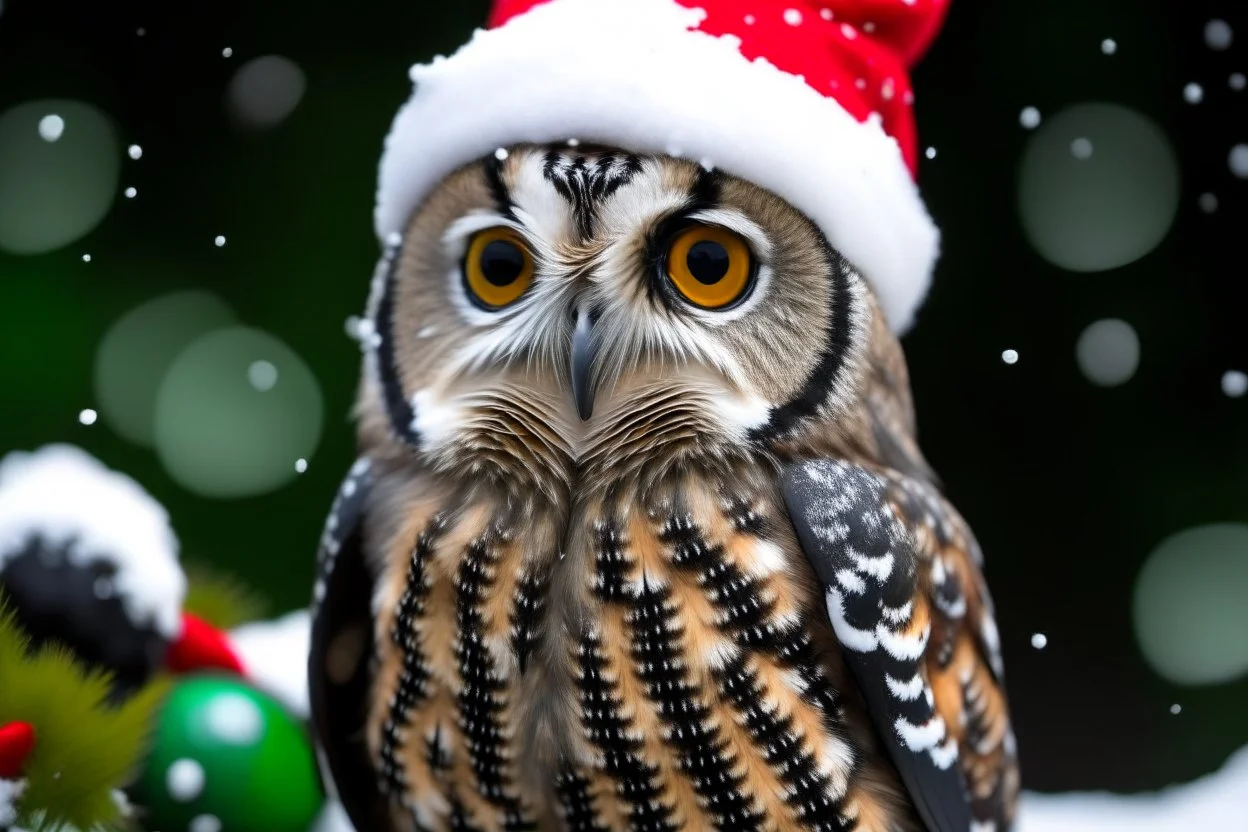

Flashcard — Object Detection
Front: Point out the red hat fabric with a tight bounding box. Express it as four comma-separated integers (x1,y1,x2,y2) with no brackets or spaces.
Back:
164,611,246,676
376,0,950,331
488,0,949,174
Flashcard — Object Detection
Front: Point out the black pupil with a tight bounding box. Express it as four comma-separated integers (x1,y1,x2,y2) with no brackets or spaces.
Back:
480,240,526,286
686,240,731,284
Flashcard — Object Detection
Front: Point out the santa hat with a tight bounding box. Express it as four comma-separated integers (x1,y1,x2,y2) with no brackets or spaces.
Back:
375,0,949,333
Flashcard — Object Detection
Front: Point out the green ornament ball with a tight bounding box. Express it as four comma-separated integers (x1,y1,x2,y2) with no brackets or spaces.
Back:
136,674,323,832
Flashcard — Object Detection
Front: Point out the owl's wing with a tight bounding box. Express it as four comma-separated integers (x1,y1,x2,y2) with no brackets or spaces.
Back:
780,458,1017,832
308,457,395,832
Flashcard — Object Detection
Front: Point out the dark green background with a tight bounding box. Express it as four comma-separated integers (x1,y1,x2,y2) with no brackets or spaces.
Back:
1,0,1245,796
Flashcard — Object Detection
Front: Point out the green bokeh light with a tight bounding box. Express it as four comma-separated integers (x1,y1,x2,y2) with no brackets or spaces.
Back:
0,99,120,255
1133,523,1248,686
1019,102,1179,273
94,291,240,448
153,327,324,499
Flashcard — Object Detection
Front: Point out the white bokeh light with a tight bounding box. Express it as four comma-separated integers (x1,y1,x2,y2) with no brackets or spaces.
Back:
1019,102,1180,273
154,327,323,499
1070,137,1094,159
226,56,306,131
1230,145,1248,179
1222,370,1247,398
1133,523,1248,686
0,100,121,255
166,758,205,802
1205,19,1233,51
94,290,239,447
1076,318,1140,387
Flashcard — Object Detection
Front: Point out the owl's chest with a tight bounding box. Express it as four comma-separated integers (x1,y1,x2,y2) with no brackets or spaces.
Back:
367,468,866,831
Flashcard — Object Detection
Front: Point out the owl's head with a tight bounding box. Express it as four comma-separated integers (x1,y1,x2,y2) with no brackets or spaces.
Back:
357,142,914,494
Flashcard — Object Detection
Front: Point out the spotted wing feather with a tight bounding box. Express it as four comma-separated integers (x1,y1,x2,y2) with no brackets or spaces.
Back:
781,458,1016,832
308,458,398,832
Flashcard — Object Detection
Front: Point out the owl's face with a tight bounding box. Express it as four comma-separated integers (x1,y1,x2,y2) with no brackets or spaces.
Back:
361,143,877,492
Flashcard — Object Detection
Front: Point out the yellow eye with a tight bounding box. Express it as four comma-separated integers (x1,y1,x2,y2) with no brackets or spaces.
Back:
665,224,754,309
464,227,535,309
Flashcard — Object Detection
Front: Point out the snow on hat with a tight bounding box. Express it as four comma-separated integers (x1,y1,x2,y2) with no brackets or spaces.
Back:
0,444,185,639
375,0,949,332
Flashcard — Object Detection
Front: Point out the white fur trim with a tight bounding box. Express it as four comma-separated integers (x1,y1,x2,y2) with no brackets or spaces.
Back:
0,445,185,638
375,0,938,332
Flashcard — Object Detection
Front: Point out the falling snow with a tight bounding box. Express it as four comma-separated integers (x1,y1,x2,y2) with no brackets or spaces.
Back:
222,47,233,58
924,146,936,159
214,235,227,247
1170,704,1183,715
1231,73,1246,91
1019,106,1041,129
1070,137,1094,159
124,187,137,198
78,409,97,426
81,254,91,262
1183,83,1203,104
127,144,143,160
1222,370,1248,398
38,114,64,142
1199,193,1218,213
1002,349,1020,365
296,458,308,474
1031,633,1048,649
247,360,278,392
1101,38,1117,55
783,8,802,26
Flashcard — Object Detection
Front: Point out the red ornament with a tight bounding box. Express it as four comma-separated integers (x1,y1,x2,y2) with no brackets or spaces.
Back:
486,0,950,175
0,721,36,779
164,612,246,676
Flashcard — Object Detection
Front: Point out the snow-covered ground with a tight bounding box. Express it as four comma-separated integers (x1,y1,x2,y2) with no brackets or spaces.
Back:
232,611,1248,832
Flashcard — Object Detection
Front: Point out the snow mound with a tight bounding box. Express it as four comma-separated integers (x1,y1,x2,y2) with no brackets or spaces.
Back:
230,609,311,718
1018,745,1248,831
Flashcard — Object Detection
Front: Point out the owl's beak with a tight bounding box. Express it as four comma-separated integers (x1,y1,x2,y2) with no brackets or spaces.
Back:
571,304,598,421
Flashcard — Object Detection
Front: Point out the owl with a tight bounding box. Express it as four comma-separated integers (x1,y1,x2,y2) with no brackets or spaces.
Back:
308,142,1020,832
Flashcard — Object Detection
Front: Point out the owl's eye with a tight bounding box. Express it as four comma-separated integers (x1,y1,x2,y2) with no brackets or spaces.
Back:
463,227,535,309
665,224,754,309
